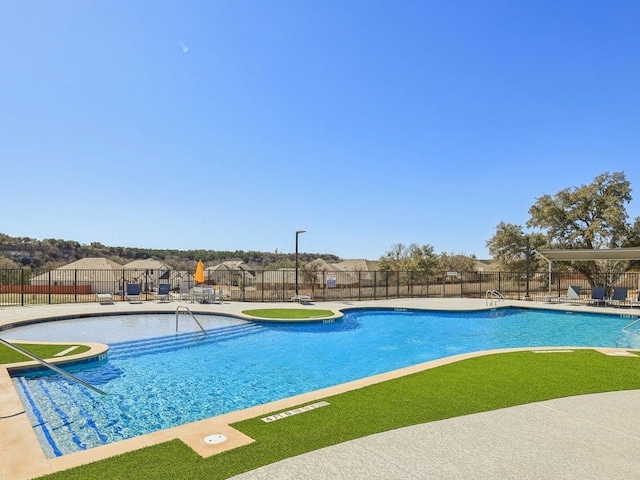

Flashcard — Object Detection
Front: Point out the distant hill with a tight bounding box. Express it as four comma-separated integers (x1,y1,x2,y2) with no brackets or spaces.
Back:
0,233,342,270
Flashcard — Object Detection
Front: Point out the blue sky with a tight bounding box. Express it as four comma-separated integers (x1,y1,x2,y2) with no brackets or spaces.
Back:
2,1,640,260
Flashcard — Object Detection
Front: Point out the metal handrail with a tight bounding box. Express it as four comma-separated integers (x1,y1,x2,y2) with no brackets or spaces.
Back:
622,317,640,332
175,306,209,336
0,337,106,395
485,290,504,306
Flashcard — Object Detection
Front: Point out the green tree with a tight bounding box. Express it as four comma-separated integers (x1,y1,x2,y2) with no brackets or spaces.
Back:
378,243,438,276
528,171,638,249
486,222,546,273
437,252,478,273
489,172,640,286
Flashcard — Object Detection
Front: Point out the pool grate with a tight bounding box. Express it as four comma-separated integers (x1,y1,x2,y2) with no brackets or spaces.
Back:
261,401,330,423
203,434,227,445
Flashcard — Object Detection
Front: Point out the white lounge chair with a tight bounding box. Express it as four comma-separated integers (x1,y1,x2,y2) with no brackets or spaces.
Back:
179,283,192,302
628,293,640,308
213,288,226,304
96,293,114,305
191,287,206,303
558,286,581,303
290,294,313,303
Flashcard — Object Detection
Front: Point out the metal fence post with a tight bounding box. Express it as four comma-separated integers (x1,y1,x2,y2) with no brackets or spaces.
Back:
373,271,377,299
385,271,389,299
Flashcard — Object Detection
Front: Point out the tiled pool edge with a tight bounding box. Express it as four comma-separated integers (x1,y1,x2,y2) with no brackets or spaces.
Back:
2,345,634,480
2,298,639,479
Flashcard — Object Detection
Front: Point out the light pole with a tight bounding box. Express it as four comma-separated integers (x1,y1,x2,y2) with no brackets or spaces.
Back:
525,236,531,300
295,230,306,295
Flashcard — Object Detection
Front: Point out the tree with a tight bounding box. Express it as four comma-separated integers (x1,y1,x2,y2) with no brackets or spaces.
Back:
437,252,478,273
489,171,640,286
0,256,20,269
378,243,438,276
486,222,546,273
527,172,637,249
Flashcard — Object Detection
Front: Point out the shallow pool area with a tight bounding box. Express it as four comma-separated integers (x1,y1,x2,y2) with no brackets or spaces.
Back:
7,307,640,457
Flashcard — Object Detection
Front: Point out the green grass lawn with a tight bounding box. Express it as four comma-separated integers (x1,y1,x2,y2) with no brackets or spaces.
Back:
241,308,335,319
38,349,640,480
0,343,91,364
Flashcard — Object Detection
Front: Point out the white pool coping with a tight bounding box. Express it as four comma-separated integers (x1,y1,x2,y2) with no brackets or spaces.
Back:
1,298,639,479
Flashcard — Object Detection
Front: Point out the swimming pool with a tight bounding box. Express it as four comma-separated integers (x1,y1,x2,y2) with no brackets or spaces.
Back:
8,307,640,457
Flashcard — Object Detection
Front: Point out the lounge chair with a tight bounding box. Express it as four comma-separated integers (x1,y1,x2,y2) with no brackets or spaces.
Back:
558,286,581,303
629,293,640,308
126,283,143,303
214,289,229,304
605,287,628,308
582,286,606,306
192,286,205,303
96,293,114,305
155,283,171,302
290,294,313,303
179,283,192,302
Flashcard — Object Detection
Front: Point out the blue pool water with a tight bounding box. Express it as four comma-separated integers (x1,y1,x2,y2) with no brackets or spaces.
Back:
8,307,640,457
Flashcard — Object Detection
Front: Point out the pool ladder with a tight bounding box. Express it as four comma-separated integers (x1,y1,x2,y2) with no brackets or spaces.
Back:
486,290,505,306
175,306,209,336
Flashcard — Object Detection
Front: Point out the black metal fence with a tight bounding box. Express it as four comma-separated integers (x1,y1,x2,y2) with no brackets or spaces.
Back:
1,267,639,306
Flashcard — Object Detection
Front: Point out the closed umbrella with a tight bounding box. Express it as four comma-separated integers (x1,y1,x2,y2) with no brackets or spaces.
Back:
194,260,205,284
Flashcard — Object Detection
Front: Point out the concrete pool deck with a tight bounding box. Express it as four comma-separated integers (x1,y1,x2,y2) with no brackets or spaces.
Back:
1,298,640,479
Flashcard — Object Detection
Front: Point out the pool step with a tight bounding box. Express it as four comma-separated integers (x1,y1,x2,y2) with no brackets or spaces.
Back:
14,322,265,457
14,375,118,457
108,323,263,360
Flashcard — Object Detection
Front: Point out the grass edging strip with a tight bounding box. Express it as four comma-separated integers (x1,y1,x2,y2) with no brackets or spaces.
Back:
241,308,335,320
38,349,640,480
0,343,92,365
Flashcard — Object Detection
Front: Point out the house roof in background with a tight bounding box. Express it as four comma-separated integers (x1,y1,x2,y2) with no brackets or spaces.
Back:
124,259,170,270
335,259,379,271
59,257,123,270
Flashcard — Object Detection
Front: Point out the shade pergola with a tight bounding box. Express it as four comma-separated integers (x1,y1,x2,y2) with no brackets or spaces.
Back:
534,247,640,294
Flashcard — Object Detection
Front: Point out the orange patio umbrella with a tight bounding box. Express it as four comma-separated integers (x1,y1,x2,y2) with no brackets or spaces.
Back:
194,260,205,284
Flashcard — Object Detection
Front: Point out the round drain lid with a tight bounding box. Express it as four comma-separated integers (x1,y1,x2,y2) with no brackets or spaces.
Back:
203,434,227,445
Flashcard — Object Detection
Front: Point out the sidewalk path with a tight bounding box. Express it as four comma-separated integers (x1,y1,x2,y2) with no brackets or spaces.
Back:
230,390,640,479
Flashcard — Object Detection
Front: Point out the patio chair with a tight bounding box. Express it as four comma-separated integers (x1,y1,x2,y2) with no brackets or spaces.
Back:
192,286,205,303
290,294,313,303
155,283,171,303
179,283,192,302
582,286,606,306
126,283,143,303
558,286,581,303
96,293,114,305
214,288,227,304
629,293,640,308
605,287,628,308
